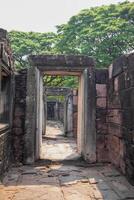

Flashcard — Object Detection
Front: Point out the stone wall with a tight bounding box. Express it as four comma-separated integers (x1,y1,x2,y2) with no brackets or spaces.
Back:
107,53,134,184
0,128,12,177
95,69,109,162
8,50,134,185
0,29,14,177
12,69,27,163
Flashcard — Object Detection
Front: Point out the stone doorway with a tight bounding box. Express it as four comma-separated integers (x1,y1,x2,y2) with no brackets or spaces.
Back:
24,55,96,164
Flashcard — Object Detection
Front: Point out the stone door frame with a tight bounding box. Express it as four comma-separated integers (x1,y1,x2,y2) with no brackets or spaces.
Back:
24,55,96,164
45,87,73,137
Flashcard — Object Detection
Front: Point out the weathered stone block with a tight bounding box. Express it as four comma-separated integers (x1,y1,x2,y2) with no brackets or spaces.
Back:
12,128,23,136
120,157,126,174
129,71,134,87
120,139,126,157
108,123,122,138
96,84,107,97
13,117,23,128
128,53,134,72
96,108,107,120
14,107,24,117
111,136,120,153
112,55,128,77
108,94,121,109
29,55,95,67
97,135,109,162
97,98,106,108
95,69,108,84
118,72,126,90
114,77,119,92
96,121,107,134
107,109,122,125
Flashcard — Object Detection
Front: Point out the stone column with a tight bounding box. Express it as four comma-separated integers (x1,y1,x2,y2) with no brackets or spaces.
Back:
64,98,68,136
83,68,96,163
55,101,59,121
24,67,38,164
42,90,47,135
67,94,73,137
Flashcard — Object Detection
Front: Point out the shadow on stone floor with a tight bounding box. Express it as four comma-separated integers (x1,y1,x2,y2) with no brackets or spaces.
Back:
1,121,134,199
1,160,134,200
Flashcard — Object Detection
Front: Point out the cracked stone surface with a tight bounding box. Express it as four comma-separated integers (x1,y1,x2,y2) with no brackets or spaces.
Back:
1,121,134,199
1,163,134,200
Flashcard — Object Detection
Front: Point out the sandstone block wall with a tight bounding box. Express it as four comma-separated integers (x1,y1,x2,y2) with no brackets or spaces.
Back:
0,29,14,177
0,128,11,177
10,51,134,185
107,53,134,184
95,69,109,162
12,69,27,163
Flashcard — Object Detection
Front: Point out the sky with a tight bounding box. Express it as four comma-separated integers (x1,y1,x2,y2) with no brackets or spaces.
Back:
0,0,134,33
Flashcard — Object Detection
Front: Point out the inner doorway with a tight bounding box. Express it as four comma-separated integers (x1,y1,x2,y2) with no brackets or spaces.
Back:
42,77,80,161
24,55,96,164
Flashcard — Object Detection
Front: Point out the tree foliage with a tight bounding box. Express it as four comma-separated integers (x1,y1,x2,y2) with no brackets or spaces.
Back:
9,1,134,86
9,31,57,69
56,1,134,68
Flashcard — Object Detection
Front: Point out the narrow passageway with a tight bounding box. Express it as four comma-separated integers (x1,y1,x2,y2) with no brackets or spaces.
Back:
41,120,80,161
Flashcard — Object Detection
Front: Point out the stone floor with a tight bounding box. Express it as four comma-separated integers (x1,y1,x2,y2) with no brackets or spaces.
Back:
41,120,80,160
1,120,134,200
1,162,134,200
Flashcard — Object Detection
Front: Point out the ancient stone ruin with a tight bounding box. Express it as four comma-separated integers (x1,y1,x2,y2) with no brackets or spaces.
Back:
1,28,134,199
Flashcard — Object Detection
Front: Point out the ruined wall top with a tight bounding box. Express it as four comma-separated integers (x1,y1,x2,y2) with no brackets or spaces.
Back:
95,69,108,84
109,53,134,78
0,29,8,40
28,55,95,69
0,28,14,72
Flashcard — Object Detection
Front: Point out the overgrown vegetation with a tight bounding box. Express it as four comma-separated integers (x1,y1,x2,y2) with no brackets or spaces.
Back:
9,1,134,86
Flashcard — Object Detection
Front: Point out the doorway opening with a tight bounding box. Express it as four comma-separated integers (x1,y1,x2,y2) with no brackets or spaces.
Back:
41,75,80,161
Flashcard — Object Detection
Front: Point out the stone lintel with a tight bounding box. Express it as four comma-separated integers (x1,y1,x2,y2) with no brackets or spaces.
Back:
45,87,73,96
28,55,95,69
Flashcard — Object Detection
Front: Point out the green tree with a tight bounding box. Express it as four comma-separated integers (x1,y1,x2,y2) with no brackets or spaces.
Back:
9,31,57,69
56,1,134,68
9,1,134,87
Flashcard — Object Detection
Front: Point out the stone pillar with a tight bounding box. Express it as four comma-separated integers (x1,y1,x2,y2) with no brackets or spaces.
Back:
67,94,73,137
55,101,59,121
73,89,78,138
83,68,96,162
36,73,43,160
43,91,47,135
64,99,68,136
77,74,84,154
24,67,39,164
